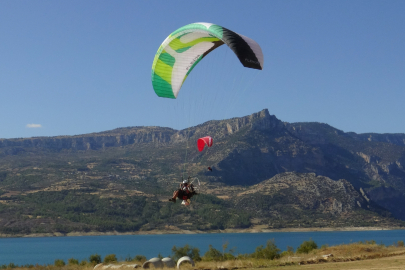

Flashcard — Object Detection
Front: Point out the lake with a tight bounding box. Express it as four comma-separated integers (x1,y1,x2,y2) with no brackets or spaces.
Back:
1,230,405,265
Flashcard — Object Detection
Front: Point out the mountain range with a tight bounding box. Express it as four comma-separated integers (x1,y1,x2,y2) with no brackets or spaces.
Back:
0,109,404,235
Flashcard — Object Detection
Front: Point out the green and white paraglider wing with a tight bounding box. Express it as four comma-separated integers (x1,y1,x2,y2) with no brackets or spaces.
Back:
151,22,264,99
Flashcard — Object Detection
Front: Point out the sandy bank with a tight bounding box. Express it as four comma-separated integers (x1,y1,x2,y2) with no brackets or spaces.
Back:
0,226,404,238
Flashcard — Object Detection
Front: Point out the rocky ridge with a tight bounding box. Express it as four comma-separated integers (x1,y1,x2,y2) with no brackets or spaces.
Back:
237,172,364,214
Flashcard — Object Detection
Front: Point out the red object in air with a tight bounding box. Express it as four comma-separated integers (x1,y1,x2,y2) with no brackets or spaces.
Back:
197,136,213,152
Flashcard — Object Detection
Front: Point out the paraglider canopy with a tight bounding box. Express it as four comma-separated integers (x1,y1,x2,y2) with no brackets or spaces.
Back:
151,22,264,99
197,136,213,152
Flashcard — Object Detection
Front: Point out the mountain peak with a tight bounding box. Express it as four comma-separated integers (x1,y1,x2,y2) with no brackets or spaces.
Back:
249,108,283,131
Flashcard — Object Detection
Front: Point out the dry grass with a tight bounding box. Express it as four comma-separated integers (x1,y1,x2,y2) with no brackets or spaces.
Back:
286,243,405,265
7,244,405,270
10,265,95,270
276,254,405,269
192,243,405,269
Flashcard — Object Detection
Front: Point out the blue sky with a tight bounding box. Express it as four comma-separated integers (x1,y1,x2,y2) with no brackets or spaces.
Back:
0,1,404,139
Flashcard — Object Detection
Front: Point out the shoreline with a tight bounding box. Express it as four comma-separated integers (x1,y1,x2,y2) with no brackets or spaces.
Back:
1,226,404,238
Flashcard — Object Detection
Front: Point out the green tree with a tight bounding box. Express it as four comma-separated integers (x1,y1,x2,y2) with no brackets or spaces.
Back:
103,254,117,264
222,241,229,260
223,253,235,260
221,241,236,260
202,245,223,261
365,240,376,245
280,246,294,257
7,263,17,269
134,255,147,263
89,254,102,265
68,258,79,265
320,244,329,250
251,239,280,260
296,239,318,254
54,259,65,267
125,255,133,262
171,244,201,261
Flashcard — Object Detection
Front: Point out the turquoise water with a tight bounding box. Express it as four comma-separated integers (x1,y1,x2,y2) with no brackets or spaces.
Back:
1,230,405,265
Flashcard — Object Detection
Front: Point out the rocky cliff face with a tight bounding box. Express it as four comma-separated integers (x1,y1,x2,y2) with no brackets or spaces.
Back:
282,122,405,220
173,109,283,143
234,172,365,215
227,172,394,228
189,111,405,221
0,127,176,153
348,133,405,147
365,186,405,220
0,110,280,154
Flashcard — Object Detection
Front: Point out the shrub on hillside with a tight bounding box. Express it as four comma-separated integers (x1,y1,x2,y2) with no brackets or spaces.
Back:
133,255,147,263
223,253,235,260
103,254,117,264
203,245,223,261
202,244,235,261
171,244,201,261
125,255,133,262
280,246,294,257
365,240,376,245
251,239,280,260
320,244,329,250
68,258,79,265
54,259,65,267
398,241,404,247
89,254,101,265
296,239,318,254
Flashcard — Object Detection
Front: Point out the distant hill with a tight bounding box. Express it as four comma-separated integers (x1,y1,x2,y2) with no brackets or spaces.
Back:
0,109,404,236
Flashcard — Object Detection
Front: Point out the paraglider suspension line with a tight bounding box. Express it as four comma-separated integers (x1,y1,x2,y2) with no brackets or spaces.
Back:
182,137,189,179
